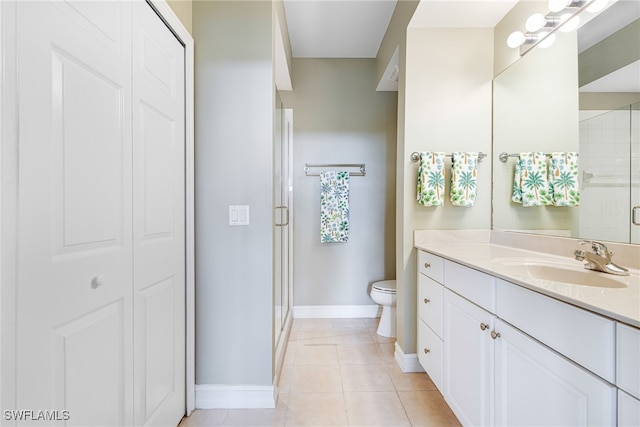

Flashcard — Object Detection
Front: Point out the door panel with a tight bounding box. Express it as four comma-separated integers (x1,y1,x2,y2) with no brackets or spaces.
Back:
16,1,134,425
132,1,185,425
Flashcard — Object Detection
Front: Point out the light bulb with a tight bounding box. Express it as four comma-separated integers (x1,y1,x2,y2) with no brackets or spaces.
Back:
560,13,580,32
539,32,556,48
507,31,526,48
587,0,608,13
526,13,547,32
548,0,571,12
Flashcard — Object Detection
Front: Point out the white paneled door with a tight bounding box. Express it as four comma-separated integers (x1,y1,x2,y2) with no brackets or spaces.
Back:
132,1,185,425
15,1,185,425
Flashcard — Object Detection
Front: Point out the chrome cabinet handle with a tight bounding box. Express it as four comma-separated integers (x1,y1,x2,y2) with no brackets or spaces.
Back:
480,323,489,331
423,298,430,304
491,330,501,340
423,348,430,354
633,206,640,226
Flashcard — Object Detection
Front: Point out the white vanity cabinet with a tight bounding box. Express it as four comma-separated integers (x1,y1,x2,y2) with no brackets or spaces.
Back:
494,319,616,426
416,249,621,426
443,289,495,426
417,251,444,391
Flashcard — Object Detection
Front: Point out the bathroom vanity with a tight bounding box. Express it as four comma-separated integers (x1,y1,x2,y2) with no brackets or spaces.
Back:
415,230,640,426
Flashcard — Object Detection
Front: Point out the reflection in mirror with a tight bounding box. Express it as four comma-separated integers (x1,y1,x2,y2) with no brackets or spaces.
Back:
492,0,640,244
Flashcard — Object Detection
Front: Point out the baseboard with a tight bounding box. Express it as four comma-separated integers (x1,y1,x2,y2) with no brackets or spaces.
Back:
394,342,425,373
195,384,276,409
293,305,381,319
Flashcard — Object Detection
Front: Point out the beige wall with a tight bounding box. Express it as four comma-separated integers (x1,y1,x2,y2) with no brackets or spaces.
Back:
397,27,494,356
375,0,419,85
280,59,397,308
167,0,192,35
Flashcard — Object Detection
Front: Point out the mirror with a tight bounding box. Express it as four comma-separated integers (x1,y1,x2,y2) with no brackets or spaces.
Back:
492,0,640,244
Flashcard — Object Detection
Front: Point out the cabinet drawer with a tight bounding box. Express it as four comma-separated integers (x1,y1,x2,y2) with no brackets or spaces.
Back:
617,323,640,399
418,250,444,283
618,389,640,427
418,319,443,392
418,274,444,338
496,279,616,383
444,260,496,312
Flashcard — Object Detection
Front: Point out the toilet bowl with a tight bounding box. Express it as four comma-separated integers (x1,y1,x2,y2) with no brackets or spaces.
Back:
370,280,397,338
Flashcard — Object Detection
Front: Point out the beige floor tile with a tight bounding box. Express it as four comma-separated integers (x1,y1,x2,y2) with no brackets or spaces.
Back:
289,364,343,393
386,364,437,392
340,364,395,392
344,391,411,426
370,333,396,344
398,391,461,427
277,364,295,394
222,408,287,426
376,342,396,364
337,342,384,365
179,409,227,426
331,318,368,330
294,344,339,365
281,392,347,426
289,327,338,342
294,318,335,330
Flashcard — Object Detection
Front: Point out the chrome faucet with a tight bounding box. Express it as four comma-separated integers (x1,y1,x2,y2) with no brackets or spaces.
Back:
573,240,629,276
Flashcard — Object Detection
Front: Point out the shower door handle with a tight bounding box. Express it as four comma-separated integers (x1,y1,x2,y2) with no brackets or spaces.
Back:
275,206,289,227
633,206,640,226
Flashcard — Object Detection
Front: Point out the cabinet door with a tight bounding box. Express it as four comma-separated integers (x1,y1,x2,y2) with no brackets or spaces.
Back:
618,389,640,427
443,290,494,427
494,319,616,426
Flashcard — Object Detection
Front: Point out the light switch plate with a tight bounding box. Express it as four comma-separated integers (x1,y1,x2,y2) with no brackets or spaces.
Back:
229,205,250,226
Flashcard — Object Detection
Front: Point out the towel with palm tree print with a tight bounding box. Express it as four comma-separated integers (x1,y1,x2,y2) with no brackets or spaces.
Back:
320,171,350,243
549,152,580,206
450,152,478,207
417,152,446,207
512,152,553,207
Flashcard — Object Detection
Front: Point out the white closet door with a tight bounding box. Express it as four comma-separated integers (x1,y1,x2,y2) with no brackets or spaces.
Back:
132,2,185,425
16,1,135,425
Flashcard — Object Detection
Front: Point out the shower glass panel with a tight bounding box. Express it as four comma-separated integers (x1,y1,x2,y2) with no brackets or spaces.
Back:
579,103,639,243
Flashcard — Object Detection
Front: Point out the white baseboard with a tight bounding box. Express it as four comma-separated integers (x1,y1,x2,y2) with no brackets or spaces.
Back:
394,342,425,373
293,305,381,319
195,384,276,409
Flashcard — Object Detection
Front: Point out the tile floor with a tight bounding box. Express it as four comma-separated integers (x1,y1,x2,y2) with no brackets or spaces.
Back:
179,318,460,426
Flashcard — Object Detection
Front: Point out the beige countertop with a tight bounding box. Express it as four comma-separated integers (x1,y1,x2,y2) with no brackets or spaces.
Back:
414,230,640,328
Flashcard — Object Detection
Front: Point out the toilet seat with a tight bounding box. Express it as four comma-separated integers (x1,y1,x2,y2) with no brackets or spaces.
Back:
372,280,396,293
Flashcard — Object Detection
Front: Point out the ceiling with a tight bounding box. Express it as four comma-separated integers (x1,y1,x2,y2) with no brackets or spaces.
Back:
283,0,398,58
283,0,519,59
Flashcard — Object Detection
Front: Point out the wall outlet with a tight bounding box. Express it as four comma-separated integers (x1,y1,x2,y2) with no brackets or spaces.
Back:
229,205,250,226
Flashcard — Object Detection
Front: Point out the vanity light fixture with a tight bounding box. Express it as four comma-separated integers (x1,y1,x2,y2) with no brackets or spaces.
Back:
507,0,610,54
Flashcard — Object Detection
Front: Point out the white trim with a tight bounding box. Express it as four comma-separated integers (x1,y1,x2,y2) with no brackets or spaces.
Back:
293,305,381,319
195,385,276,409
394,342,425,373
148,0,196,416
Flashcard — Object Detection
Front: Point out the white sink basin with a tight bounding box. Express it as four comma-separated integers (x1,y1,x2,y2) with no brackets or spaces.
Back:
492,258,628,289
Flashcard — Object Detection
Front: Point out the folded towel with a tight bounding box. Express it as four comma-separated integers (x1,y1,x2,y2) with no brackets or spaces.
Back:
549,152,580,206
513,152,553,207
320,171,350,243
416,152,446,207
450,152,478,207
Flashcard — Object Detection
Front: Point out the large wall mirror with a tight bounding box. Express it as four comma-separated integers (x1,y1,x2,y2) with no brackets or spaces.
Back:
493,0,640,244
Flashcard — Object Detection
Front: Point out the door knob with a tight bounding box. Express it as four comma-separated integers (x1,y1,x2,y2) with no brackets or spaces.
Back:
423,348,430,354
423,298,430,304
91,275,105,289
491,330,501,340
480,323,489,331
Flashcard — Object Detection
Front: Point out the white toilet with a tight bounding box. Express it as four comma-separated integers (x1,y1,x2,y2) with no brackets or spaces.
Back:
370,280,397,338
